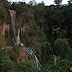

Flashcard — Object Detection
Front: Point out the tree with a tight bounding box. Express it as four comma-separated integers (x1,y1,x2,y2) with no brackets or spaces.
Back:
54,0,62,5
0,49,14,72
29,0,37,6
54,38,72,58
69,0,72,3
68,0,72,5
39,55,71,72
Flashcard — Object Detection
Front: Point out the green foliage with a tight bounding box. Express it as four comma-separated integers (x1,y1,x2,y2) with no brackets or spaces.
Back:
54,38,72,58
0,8,9,25
11,2,28,14
3,60,15,72
10,1,45,47
0,48,15,72
33,43,41,49
7,46,20,60
41,42,52,64
39,55,72,72
0,49,6,61
0,1,72,72
14,45,20,56
0,49,6,71
0,9,9,22
14,17,19,28
0,41,3,48
0,59,14,72
2,9,9,21
5,30,12,46
7,49,18,60
14,60,39,72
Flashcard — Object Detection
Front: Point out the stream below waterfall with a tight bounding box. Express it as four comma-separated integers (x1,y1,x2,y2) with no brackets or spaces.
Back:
26,47,41,70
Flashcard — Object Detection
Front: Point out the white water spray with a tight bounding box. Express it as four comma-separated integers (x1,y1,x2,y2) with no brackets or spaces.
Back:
17,28,21,45
26,47,41,70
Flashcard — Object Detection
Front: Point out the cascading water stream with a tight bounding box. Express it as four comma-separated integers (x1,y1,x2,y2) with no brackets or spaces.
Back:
26,47,41,70
9,10,17,46
17,28,21,45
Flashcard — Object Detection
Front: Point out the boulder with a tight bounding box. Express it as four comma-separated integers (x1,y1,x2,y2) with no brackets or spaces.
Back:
20,43,24,47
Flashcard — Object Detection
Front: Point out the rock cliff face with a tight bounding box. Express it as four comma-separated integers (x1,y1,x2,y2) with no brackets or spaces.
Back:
0,23,9,35
18,14,26,33
0,10,29,36
16,47,29,63
0,10,30,63
2,46,29,64
0,10,16,36
18,13,30,34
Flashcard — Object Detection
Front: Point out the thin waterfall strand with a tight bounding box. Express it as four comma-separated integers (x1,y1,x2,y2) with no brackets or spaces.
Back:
9,10,17,46
17,28,21,45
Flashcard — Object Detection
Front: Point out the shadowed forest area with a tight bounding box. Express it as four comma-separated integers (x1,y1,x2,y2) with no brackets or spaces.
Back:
0,0,72,72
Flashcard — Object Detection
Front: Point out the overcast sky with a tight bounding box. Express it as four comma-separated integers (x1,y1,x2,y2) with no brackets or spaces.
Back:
8,0,69,5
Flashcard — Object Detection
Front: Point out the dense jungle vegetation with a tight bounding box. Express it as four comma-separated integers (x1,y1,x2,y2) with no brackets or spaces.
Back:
0,0,72,72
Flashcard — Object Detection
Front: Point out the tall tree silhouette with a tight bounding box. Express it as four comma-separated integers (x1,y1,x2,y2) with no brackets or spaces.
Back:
68,0,72,5
54,0,62,5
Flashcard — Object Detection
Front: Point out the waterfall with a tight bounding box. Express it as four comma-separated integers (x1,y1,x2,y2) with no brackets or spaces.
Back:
17,28,21,45
9,10,41,70
26,47,41,70
9,10,17,46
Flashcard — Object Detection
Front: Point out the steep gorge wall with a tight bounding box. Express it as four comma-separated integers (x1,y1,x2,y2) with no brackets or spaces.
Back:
0,9,40,64
0,10,29,63
17,13,30,34
0,23,9,35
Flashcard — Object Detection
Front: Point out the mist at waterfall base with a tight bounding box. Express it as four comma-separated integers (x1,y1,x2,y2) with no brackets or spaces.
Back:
9,10,41,70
